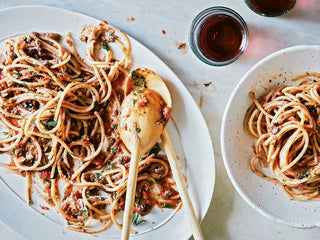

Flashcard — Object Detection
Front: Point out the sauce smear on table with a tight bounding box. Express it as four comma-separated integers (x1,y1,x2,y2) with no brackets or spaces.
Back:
198,14,243,62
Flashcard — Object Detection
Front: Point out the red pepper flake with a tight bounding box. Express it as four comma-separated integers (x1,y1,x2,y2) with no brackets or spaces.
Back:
127,17,135,22
142,191,150,200
92,158,103,166
139,101,146,107
40,205,49,210
283,171,294,178
40,170,50,179
162,30,166,35
163,106,171,122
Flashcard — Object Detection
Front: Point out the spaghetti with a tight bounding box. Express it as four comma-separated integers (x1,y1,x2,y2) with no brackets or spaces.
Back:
0,21,181,233
244,72,320,201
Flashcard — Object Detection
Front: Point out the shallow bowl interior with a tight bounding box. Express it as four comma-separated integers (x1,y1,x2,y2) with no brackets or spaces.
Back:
221,45,320,228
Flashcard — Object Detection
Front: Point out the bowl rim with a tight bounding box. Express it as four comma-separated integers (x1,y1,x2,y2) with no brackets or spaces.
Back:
220,44,320,229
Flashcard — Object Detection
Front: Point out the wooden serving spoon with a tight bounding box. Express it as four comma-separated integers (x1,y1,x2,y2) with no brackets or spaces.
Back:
118,87,167,240
124,68,204,240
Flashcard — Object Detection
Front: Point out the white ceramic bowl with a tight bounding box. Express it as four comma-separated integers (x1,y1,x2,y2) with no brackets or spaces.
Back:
221,45,320,228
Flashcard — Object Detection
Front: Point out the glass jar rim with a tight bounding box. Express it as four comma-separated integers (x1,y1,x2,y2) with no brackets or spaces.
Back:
244,0,298,17
189,6,249,66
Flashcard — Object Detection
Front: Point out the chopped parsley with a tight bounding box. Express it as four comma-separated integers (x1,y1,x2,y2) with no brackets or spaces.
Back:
131,70,146,88
40,117,58,130
135,89,143,94
108,32,118,40
44,178,51,184
18,148,26,154
102,43,110,51
131,213,145,225
135,127,141,133
86,188,98,196
272,127,281,135
160,203,174,208
107,163,115,170
135,196,145,202
204,82,212,87
82,207,88,217
112,148,117,154
20,83,30,92
133,99,137,105
112,193,118,200
148,143,161,156
47,118,58,127
155,176,163,184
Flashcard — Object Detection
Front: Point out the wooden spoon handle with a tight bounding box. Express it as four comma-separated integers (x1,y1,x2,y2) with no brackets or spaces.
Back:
121,137,141,240
161,128,204,240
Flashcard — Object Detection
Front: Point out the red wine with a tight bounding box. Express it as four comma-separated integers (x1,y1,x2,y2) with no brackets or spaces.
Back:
190,7,248,66
198,15,243,62
246,0,296,16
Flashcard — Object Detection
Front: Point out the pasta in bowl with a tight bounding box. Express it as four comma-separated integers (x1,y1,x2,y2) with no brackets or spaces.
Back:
222,45,320,228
